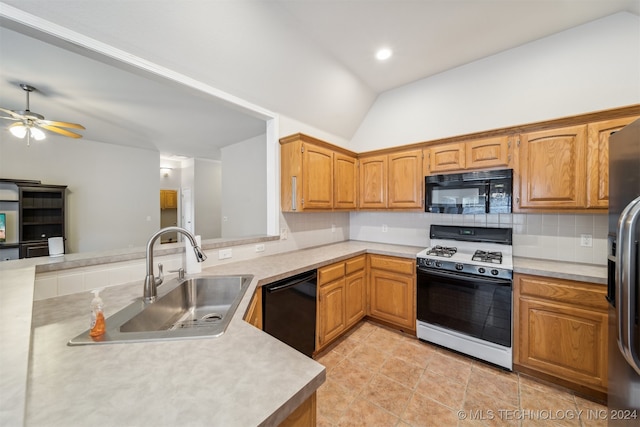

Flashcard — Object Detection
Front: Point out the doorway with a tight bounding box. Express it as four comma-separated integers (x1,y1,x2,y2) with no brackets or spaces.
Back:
160,189,178,243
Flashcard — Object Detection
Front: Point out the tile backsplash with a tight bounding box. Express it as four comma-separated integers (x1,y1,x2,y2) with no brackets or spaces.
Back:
35,210,607,301
349,211,608,265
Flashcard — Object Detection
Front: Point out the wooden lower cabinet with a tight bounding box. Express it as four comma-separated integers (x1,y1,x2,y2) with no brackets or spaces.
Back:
514,273,608,398
279,392,316,427
316,255,366,351
244,288,263,330
317,277,347,347
367,255,416,333
345,268,366,328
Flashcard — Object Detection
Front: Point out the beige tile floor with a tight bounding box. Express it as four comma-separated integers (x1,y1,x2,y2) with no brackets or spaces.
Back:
314,321,607,427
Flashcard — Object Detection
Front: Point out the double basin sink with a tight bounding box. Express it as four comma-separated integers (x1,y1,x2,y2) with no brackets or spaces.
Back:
69,274,253,345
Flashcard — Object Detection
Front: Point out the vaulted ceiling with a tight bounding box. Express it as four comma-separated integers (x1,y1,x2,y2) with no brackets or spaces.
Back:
1,1,638,159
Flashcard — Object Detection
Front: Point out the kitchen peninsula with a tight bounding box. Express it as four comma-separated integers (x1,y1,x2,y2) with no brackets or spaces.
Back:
1,240,606,426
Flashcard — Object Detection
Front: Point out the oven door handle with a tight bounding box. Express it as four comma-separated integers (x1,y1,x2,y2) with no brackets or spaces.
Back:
417,266,512,287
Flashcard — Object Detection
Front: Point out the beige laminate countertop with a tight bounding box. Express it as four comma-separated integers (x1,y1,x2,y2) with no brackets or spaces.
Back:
513,256,607,285
2,241,421,427
0,240,607,426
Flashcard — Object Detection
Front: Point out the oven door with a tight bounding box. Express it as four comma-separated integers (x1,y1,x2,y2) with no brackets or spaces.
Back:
417,267,512,347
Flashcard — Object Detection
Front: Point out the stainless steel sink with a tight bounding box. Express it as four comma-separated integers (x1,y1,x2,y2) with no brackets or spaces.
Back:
68,275,253,345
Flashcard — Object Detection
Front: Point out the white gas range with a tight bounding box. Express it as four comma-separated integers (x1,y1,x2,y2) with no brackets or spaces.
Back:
416,225,514,370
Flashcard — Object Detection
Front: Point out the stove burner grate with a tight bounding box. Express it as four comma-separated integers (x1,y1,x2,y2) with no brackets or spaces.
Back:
426,245,457,258
472,250,503,264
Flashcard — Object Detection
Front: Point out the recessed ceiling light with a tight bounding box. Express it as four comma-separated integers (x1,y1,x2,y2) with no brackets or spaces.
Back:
375,48,392,61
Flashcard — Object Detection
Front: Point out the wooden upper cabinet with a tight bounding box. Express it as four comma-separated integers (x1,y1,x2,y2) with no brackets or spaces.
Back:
160,189,177,209
334,152,358,209
302,143,333,209
359,155,387,208
466,136,510,170
280,134,357,212
388,149,423,209
426,137,510,175
427,142,465,173
586,116,639,208
517,125,588,209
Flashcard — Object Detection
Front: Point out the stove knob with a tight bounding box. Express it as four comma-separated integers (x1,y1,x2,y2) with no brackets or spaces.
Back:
478,267,486,274
455,263,464,271
435,261,442,268
491,269,499,276
425,259,433,266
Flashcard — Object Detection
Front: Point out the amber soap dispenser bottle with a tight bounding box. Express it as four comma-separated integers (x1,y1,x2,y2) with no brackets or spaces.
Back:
89,289,106,337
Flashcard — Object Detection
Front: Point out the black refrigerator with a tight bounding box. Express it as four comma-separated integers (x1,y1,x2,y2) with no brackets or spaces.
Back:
607,118,640,425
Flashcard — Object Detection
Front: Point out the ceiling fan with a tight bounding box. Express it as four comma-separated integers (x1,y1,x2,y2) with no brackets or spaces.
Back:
0,83,85,145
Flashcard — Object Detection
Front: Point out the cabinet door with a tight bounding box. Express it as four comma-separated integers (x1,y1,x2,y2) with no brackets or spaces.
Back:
388,149,423,209
334,152,358,209
466,136,510,170
359,155,387,208
302,143,334,209
586,116,639,208
514,273,608,394
368,268,415,330
160,190,177,209
317,279,346,348
345,269,366,328
517,298,608,391
517,125,587,208
427,142,465,174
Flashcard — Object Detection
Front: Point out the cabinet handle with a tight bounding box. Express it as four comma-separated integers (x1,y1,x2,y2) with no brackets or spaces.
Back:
291,176,297,211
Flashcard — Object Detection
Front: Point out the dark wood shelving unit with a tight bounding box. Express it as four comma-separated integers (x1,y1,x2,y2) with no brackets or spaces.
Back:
15,183,67,258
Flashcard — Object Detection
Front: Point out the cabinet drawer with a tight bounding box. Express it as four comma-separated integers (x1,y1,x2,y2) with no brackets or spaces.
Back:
517,275,607,311
368,255,415,275
319,262,345,285
345,255,366,275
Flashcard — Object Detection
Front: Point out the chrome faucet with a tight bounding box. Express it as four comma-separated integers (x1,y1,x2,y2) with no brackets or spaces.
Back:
143,226,207,303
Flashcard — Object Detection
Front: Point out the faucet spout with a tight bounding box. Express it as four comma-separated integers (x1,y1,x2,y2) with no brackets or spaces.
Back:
143,226,207,303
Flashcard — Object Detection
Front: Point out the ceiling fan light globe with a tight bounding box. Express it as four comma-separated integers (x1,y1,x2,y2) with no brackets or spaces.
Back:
9,124,27,139
30,127,46,140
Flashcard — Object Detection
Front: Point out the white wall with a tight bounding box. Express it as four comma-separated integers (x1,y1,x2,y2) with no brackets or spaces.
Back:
221,134,267,237
349,12,640,152
194,158,222,239
0,134,159,253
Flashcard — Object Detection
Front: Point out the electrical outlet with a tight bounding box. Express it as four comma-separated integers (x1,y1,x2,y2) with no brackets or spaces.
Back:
255,244,265,253
580,234,593,247
331,224,336,232
382,224,388,233
280,228,288,240
218,248,233,260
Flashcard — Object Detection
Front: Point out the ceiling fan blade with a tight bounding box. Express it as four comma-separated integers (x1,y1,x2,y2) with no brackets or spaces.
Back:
0,107,22,119
39,119,85,130
39,124,83,139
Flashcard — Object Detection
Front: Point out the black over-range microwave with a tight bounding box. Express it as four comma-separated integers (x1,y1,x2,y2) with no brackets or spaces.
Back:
425,169,513,214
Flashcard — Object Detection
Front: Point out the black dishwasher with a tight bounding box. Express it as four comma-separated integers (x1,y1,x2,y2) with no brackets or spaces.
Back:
262,270,317,357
